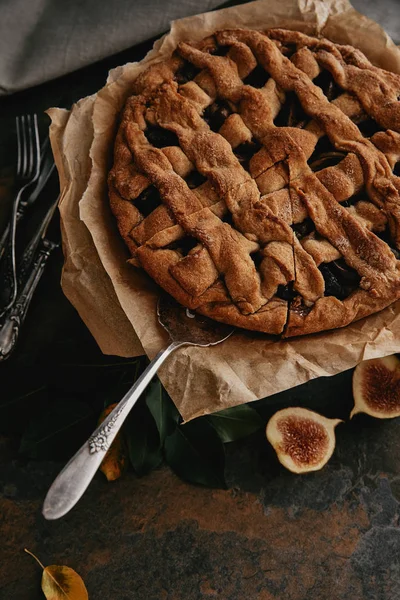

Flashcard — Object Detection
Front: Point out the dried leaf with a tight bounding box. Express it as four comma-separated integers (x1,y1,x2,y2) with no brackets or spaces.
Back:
42,565,88,600
25,549,88,599
97,403,127,481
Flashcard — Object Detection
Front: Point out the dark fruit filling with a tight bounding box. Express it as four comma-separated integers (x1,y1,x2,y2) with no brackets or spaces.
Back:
274,92,308,128
329,259,361,285
341,193,364,208
292,218,315,239
234,140,262,170
313,70,342,101
235,140,262,159
133,186,162,216
358,118,382,139
145,125,179,148
280,43,297,57
310,151,346,172
276,281,297,301
376,227,400,258
185,171,207,189
308,136,338,165
243,64,270,88
175,62,201,84
166,236,198,255
250,251,262,269
204,100,232,131
222,211,234,226
210,45,230,57
320,261,361,300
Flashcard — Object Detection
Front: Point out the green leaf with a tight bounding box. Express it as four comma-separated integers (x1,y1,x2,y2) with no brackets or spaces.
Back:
164,419,226,488
124,399,163,476
145,378,180,444
19,399,93,459
207,404,264,443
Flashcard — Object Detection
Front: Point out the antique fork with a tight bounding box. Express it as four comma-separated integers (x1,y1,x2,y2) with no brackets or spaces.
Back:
0,115,41,317
42,295,234,520
0,134,55,256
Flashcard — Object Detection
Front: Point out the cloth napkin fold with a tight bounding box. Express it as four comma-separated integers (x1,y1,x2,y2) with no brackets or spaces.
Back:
1,0,398,95
0,0,226,95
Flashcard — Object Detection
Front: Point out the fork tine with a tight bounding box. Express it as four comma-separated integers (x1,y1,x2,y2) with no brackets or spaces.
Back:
16,116,22,176
26,115,32,178
16,114,40,180
26,114,40,180
32,114,40,180
21,115,28,177
0,114,42,318
27,114,36,179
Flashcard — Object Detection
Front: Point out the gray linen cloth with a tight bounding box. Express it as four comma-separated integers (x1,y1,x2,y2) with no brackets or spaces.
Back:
0,0,225,95
0,0,398,95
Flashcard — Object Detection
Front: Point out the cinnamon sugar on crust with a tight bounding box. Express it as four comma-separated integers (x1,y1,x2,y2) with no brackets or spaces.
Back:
108,28,400,337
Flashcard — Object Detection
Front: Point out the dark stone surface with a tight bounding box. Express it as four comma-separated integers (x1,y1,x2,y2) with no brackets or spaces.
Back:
2,411,400,599
2,1,400,598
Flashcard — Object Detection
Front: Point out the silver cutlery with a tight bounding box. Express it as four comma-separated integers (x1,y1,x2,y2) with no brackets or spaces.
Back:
42,295,234,520
0,114,41,317
17,135,55,215
0,194,60,361
0,239,57,361
0,134,55,258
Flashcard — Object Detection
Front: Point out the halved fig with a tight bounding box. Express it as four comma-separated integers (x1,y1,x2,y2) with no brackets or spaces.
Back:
351,355,400,419
266,407,342,474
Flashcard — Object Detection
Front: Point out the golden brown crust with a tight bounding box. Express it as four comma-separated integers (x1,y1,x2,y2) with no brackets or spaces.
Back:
108,27,400,337
285,283,400,337
134,245,288,334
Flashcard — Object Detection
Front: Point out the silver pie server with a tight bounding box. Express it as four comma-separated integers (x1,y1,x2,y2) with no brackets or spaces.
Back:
42,294,234,520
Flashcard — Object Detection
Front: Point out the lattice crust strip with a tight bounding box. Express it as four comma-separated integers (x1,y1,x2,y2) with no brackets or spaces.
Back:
108,28,400,337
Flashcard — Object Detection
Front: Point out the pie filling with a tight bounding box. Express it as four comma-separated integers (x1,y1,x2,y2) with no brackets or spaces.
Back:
144,125,180,148
204,100,232,131
133,186,162,217
109,28,400,336
319,261,361,300
274,92,308,128
242,64,270,88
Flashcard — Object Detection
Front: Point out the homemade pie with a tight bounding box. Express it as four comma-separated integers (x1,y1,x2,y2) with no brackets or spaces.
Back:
108,28,400,337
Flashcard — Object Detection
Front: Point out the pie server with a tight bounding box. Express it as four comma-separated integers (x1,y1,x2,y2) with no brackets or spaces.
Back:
42,294,234,520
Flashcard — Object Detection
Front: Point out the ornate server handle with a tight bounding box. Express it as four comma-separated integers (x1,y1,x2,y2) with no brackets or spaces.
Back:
0,238,57,361
42,340,185,520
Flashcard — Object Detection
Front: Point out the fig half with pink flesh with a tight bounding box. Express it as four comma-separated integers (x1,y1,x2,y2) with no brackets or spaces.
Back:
351,355,400,419
266,407,342,474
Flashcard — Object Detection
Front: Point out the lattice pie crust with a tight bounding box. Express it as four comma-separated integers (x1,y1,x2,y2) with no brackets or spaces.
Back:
108,28,400,337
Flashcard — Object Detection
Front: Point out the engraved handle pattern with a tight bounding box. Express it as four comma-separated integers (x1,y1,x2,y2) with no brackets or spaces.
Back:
0,239,57,361
42,341,185,520
17,195,59,285
0,186,25,313
88,406,124,453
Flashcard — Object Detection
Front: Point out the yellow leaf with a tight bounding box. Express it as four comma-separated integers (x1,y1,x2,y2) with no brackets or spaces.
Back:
25,549,88,599
42,565,88,600
98,403,127,481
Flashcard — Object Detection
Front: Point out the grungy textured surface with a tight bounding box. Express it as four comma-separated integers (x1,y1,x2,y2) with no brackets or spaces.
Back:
2,406,400,599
